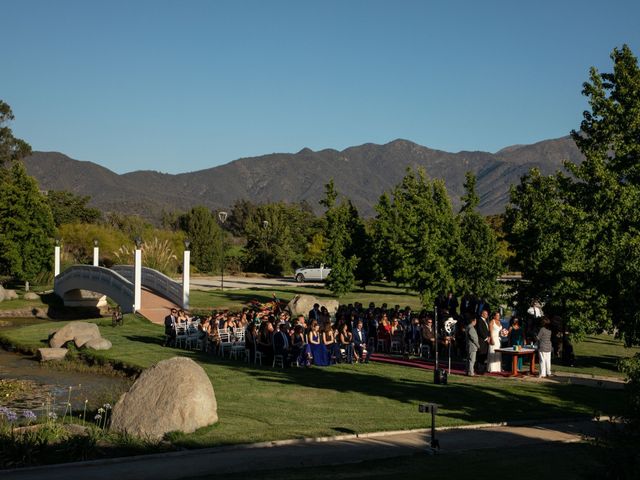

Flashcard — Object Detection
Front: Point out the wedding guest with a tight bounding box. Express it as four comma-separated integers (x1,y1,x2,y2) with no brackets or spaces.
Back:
536,317,553,378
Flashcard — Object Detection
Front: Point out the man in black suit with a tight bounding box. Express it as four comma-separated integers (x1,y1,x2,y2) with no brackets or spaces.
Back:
308,303,320,322
273,322,291,367
475,308,491,373
163,308,178,347
353,320,368,363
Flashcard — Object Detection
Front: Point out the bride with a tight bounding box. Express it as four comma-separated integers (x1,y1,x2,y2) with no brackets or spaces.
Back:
487,312,503,372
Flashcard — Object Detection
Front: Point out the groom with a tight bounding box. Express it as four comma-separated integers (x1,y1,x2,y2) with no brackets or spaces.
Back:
475,308,490,373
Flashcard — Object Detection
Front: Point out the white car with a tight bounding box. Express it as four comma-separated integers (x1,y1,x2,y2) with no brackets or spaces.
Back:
294,265,331,282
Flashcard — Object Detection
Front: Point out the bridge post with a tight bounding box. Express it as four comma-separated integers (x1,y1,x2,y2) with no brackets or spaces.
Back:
133,238,142,312
93,239,99,267
183,240,191,310
54,239,61,277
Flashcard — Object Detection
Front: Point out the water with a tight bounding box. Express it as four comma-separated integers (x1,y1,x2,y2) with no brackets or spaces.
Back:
0,319,132,417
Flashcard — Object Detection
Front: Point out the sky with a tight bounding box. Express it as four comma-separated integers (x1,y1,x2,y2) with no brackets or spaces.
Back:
3,0,640,174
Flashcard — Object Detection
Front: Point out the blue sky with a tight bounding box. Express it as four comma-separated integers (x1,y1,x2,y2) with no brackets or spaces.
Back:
3,0,639,173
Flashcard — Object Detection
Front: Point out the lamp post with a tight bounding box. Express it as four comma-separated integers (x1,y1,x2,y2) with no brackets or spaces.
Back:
262,220,269,274
54,238,61,277
218,211,228,291
93,239,99,267
183,239,191,310
133,237,142,312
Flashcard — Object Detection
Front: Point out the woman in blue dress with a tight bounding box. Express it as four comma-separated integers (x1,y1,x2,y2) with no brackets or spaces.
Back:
508,316,525,370
307,322,330,366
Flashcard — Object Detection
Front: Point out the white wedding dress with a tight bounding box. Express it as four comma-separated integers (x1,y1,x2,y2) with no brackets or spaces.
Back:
487,322,502,372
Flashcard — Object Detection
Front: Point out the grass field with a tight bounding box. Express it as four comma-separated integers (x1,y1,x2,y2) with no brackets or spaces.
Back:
188,282,424,312
0,315,629,450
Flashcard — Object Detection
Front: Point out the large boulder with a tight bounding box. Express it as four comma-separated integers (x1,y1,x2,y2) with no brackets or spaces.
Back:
3,289,18,301
287,294,340,318
23,292,39,301
38,348,68,361
110,357,217,439
0,285,5,302
49,322,101,348
83,337,112,350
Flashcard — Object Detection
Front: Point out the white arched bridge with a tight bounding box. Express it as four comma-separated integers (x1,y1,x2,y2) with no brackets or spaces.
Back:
54,264,187,322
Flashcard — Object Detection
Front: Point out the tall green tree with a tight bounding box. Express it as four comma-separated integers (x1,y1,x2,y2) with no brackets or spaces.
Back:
373,168,459,306
322,180,357,296
46,190,102,227
456,172,504,303
0,162,55,281
505,45,640,342
0,100,31,168
180,206,224,273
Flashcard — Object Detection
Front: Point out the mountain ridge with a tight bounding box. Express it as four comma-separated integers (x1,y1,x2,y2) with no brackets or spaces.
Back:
23,136,584,220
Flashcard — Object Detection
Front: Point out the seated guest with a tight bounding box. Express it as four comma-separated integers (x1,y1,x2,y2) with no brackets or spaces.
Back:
338,323,354,363
353,319,368,363
273,322,291,367
420,317,436,357
244,323,257,362
307,322,329,366
257,321,274,365
322,323,339,364
404,316,421,355
177,309,188,326
378,314,392,352
208,321,221,354
291,325,308,366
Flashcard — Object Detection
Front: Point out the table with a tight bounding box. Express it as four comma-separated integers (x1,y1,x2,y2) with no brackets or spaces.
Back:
496,347,537,376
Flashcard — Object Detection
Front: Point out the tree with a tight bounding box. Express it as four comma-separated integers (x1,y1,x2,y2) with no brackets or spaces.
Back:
46,190,102,227
372,168,459,306
0,162,55,281
346,202,377,289
455,172,504,303
181,206,224,273
504,45,640,342
321,180,357,297
0,100,31,168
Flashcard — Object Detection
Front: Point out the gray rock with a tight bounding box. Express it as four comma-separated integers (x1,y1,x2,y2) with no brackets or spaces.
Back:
287,294,339,318
50,322,101,348
33,308,49,319
38,347,68,361
110,357,217,439
83,337,112,350
0,285,5,302
23,292,39,300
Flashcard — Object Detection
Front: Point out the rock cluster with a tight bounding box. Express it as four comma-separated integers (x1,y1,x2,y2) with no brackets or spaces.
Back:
110,357,218,439
47,321,112,354
287,294,339,318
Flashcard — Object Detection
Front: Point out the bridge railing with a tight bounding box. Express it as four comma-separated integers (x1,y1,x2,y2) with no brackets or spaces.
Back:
112,265,184,308
54,265,135,312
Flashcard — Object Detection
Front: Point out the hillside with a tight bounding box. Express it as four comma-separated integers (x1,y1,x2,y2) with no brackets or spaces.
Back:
23,136,584,219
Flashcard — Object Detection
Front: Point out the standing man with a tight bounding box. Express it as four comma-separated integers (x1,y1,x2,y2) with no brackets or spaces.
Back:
466,317,480,376
164,308,178,347
308,303,320,322
475,308,491,373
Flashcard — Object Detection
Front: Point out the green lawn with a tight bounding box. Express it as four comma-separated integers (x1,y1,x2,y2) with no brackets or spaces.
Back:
554,334,640,378
188,282,424,312
0,316,627,450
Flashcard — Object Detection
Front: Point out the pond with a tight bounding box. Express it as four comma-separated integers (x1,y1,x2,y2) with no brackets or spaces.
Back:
0,318,132,417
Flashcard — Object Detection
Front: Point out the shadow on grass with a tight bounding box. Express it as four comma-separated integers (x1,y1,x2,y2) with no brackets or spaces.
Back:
570,354,622,372
214,360,624,426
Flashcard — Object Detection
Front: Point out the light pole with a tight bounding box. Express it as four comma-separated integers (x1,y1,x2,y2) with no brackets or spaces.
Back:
218,211,228,291
54,238,61,277
93,239,99,267
262,220,269,274
133,237,143,312
182,239,191,310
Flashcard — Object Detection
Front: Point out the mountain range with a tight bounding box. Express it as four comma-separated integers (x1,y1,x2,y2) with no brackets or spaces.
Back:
23,136,584,220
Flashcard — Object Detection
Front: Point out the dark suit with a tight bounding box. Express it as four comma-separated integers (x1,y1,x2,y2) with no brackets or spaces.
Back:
475,315,490,372
163,314,176,346
273,330,291,366
353,327,368,362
